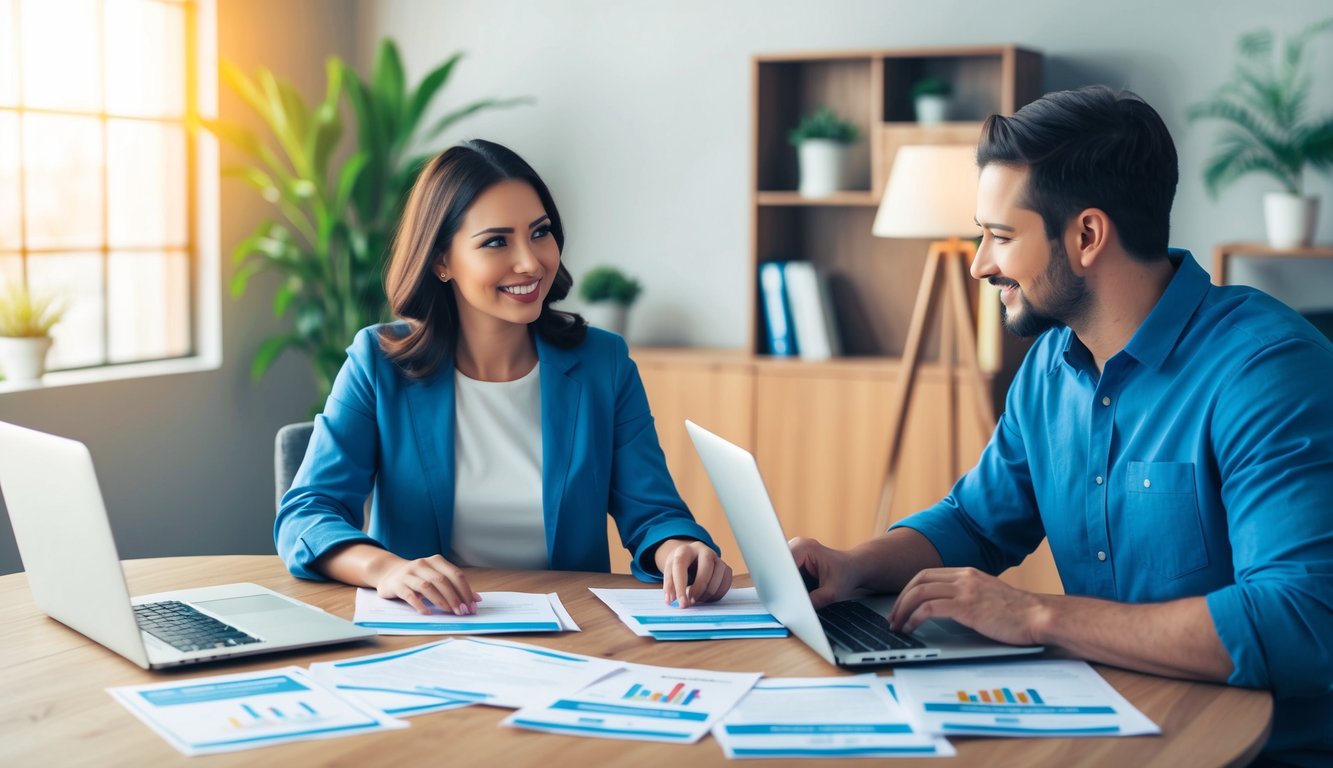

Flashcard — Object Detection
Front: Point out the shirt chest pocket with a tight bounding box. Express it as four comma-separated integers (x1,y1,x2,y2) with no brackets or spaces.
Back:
1123,461,1209,580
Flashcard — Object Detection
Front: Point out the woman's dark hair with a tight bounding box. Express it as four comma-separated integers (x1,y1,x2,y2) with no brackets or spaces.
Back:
977,85,1178,262
378,139,585,378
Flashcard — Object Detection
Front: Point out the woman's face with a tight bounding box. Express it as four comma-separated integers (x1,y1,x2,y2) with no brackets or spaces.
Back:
438,179,561,333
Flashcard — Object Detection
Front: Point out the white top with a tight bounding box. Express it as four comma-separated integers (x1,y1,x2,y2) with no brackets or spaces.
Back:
446,363,548,569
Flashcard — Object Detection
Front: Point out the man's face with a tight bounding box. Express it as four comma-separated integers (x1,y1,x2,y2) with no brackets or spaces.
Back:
971,164,1090,338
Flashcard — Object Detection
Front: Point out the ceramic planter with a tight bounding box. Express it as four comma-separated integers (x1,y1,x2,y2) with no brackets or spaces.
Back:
914,94,950,125
797,139,847,197
583,302,629,337
0,336,53,383
1263,192,1319,249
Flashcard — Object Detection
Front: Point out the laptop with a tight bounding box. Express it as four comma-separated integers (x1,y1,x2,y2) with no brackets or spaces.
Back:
0,421,375,669
685,419,1043,667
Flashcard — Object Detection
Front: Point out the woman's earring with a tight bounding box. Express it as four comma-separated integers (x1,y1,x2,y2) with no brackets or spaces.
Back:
438,271,449,283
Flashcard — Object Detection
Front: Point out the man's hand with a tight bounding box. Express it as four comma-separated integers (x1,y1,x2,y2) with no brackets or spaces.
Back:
655,538,733,607
888,567,1049,646
788,536,863,609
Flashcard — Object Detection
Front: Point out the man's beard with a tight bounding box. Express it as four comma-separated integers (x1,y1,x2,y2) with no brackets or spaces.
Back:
997,238,1090,338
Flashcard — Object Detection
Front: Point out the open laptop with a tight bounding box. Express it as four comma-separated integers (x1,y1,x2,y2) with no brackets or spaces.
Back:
0,421,374,669
685,419,1043,667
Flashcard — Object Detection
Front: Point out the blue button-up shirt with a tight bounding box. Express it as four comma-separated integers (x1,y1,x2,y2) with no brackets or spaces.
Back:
895,251,1333,763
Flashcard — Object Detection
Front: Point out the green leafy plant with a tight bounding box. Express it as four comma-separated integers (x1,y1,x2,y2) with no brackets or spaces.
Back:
787,106,859,146
911,76,953,99
1187,17,1333,196
0,283,64,338
579,266,642,306
204,39,529,406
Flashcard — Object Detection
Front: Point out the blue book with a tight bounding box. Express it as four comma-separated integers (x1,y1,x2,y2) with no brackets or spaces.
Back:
759,261,797,356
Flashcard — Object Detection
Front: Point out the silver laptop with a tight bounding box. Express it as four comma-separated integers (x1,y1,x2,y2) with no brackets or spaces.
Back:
685,419,1043,667
0,421,374,669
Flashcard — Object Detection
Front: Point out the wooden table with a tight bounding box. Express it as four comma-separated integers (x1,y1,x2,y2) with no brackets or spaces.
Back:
0,556,1273,766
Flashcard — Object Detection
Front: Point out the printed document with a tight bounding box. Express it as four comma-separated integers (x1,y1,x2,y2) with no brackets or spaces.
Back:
503,662,762,743
354,589,578,634
108,666,406,756
892,660,1161,737
590,587,787,640
308,637,621,714
713,675,955,759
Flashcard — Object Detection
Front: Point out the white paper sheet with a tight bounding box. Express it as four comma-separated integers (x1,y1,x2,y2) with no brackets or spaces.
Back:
308,637,622,713
107,666,407,756
354,589,578,634
892,660,1161,737
712,675,955,759
503,662,762,743
590,587,787,640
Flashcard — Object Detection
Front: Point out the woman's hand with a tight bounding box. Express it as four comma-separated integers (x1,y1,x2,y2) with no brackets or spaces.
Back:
654,538,733,608
374,554,482,616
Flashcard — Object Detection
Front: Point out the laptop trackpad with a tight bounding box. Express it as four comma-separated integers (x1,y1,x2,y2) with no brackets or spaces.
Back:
194,594,296,617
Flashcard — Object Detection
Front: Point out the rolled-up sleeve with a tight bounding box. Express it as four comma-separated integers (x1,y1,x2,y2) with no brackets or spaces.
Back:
274,330,381,580
1205,338,1333,698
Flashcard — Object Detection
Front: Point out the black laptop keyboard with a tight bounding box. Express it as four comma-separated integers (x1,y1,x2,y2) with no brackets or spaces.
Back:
133,600,262,653
816,600,925,653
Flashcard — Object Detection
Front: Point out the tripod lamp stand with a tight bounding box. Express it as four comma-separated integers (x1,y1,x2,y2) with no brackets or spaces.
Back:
870,144,999,532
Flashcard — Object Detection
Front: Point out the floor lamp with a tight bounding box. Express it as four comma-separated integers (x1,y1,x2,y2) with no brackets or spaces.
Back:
870,144,999,532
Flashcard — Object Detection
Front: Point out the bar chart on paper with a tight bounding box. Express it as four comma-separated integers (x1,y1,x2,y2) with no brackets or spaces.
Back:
227,699,323,730
955,687,1045,704
623,682,701,706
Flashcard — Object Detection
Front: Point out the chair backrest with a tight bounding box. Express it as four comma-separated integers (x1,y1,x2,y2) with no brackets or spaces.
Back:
274,421,314,515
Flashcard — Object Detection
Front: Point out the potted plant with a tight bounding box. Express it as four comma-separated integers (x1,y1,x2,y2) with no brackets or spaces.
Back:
788,106,859,197
204,40,529,411
911,77,953,125
579,266,642,337
1188,17,1333,249
0,283,65,383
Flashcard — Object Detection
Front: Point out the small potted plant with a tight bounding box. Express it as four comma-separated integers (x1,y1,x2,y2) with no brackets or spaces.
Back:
0,283,65,383
1188,18,1333,248
788,106,859,197
579,266,642,337
911,77,953,125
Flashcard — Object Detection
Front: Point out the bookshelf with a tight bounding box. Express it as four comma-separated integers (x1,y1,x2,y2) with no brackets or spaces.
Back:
621,45,1061,597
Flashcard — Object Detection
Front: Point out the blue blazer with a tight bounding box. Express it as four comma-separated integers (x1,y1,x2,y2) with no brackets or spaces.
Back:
276,324,717,582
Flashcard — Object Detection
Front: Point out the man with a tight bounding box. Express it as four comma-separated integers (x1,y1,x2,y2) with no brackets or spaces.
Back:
790,85,1332,765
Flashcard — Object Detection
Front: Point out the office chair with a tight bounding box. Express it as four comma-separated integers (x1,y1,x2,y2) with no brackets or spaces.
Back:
273,421,315,514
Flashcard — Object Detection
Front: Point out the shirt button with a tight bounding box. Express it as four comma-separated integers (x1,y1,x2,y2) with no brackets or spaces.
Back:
1095,475,1104,485
1102,396,1112,406
1143,479,1151,488
1097,551,1107,561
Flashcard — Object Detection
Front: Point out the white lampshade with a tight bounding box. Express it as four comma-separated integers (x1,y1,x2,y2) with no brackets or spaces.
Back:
871,144,980,239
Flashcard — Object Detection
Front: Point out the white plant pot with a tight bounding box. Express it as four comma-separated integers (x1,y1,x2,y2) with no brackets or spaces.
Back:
797,139,847,197
1263,192,1319,249
914,94,950,125
583,302,629,337
0,336,53,383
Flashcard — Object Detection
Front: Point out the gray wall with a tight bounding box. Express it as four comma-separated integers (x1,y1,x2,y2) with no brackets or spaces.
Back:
3,0,1331,574
0,0,353,574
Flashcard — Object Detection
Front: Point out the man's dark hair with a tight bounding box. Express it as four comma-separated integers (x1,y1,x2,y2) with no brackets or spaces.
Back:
977,85,1178,261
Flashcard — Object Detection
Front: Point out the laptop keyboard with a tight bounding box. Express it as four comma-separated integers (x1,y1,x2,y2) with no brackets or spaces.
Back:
133,600,262,652
816,600,925,653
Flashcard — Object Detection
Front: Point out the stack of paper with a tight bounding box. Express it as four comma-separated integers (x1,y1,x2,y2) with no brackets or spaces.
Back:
352,589,579,634
590,587,787,640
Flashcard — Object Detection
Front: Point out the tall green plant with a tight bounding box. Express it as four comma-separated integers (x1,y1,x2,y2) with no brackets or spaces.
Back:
1187,17,1333,196
205,40,528,407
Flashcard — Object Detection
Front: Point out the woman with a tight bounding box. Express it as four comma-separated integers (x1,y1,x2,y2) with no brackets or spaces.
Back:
276,139,732,615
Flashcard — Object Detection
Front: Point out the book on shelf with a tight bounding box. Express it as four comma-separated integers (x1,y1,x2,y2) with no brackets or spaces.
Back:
782,261,842,361
758,261,797,356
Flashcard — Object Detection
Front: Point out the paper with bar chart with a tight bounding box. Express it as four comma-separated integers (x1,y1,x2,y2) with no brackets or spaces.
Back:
892,660,1160,737
712,675,956,758
503,662,762,743
308,637,622,713
590,587,788,640
107,666,407,755
353,589,579,634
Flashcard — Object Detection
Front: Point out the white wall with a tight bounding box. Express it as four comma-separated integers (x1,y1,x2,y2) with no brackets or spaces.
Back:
0,0,354,574
3,0,1330,574
359,0,1333,345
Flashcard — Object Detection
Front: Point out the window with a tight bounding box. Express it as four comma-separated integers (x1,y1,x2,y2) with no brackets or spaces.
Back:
0,0,214,375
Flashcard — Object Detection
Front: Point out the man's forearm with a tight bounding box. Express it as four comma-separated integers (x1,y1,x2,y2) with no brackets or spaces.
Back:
847,527,945,594
1033,594,1234,682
